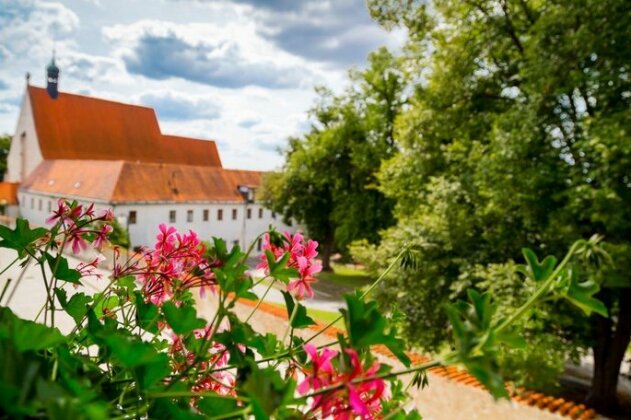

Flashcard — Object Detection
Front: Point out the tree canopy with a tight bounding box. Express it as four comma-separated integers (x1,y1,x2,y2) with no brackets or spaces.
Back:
353,0,630,413
262,48,407,270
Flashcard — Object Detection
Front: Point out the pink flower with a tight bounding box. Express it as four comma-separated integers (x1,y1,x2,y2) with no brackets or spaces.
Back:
257,231,321,300
67,224,89,254
76,255,105,279
298,344,338,404
46,199,69,224
98,208,114,221
134,224,213,305
82,203,95,218
93,224,113,249
299,346,388,419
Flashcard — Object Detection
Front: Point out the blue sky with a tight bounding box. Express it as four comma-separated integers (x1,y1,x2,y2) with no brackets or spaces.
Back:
0,0,404,170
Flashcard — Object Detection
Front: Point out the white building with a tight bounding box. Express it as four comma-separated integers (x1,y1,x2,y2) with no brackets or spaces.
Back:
3,59,291,251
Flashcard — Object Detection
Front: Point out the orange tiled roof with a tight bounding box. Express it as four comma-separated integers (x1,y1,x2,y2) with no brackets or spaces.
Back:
21,160,261,203
0,182,19,205
27,86,222,167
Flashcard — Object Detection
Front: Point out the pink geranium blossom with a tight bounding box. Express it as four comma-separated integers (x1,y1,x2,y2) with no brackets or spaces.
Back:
92,224,113,250
129,224,215,305
66,223,89,254
299,345,388,419
257,231,322,300
46,199,70,224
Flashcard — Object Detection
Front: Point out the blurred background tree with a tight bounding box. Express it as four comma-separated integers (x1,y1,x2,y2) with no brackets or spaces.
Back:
0,134,11,182
356,0,630,413
262,48,407,271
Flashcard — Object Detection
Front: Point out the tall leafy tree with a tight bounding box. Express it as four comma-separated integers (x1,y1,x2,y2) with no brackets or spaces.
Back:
262,48,407,271
358,0,630,413
0,134,11,181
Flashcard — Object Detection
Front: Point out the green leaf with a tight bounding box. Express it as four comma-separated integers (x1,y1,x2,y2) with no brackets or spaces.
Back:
93,294,120,319
242,364,296,419
101,333,163,368
162,301,206,335
520,248,557,282
0,307,65,352
266,252,299,284
213,237,228,258
0,218,48,258
60,292,92,324
135,353,171,390
45,253,81,284
135,292,160,333
282,291,315,329
563,269,608,317
197,395,239,417
341,293,410,366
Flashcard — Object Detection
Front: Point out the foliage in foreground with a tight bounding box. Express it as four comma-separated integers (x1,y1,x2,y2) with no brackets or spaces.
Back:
0,200,608,418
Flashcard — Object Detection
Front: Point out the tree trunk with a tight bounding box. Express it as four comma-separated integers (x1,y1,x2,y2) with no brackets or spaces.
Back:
320,235,334,272
587,289,631,415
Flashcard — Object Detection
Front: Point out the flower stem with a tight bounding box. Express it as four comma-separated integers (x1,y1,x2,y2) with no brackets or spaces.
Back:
302,248,407,346
495,240,583,335
244,277,275,323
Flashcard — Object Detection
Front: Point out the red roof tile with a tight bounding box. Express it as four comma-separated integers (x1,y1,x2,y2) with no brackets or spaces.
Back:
28,86,222,167
21,160,261,203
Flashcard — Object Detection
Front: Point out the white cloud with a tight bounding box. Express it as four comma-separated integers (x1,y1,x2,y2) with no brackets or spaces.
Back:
0,0,80,60
136,90,221,121
103,20,316,89
0,0,401,170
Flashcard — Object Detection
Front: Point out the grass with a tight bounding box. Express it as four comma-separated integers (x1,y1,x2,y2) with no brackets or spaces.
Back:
316,263,371,288
267,302,344,328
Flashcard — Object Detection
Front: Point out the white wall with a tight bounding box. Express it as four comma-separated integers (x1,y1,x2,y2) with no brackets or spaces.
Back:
18,191,111,228
6,92,43,182
114,202,292,253
19,191,294,255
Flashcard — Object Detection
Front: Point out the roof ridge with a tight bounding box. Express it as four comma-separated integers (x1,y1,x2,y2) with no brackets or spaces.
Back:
28,85,155,111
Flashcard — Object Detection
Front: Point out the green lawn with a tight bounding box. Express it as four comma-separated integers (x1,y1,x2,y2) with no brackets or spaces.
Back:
316,263,371,288
268,302,344,328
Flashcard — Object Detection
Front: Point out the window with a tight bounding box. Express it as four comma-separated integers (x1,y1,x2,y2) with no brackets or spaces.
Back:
187,210,194,223
258,208,263,219
169,210,176,223
47,201,52,213
271,211,276,220
30,197,34,209
203,209,209,221
217,209,223,221
232,209,238,220
257,238,262,252
38,199,42,211
129,210,137,224
233,240,239,247
247,208,252,219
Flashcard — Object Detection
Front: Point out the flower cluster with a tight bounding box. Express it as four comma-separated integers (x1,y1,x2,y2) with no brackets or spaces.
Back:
129,224,217,305
257,231,322,299
298,344,387,419
168,326,235,399
46,199,115,254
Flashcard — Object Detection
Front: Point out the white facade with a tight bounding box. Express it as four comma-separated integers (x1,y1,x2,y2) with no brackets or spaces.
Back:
9,85,295,255
6,92,42,183
19,191,291,253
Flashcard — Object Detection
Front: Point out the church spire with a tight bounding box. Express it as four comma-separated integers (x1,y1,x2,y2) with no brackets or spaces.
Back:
46,51,60,99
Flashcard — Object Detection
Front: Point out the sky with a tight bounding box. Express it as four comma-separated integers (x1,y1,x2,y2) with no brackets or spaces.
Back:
0,0,405,170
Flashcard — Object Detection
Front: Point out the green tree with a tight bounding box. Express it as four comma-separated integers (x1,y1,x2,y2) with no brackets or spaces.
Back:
262,48,407,271
358,0,630,413
0,134,11,181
